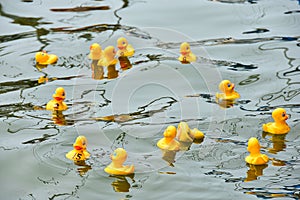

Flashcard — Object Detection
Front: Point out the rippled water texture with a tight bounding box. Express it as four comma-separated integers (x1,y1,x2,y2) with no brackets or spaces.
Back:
0,0,300,199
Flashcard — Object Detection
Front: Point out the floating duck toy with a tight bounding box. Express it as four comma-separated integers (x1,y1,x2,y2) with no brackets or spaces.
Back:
35,50,58,65
46,87,68,111
157,125,180,151
66,136,90,161
262,108,290,134
177,122,205,142
97,46,118,67
245,137,269,165
177,122,193,143
89,43,104,60
104,148,135,175
190,128,205,142
178,42,197,63
216,80,240,101
117,37,135,57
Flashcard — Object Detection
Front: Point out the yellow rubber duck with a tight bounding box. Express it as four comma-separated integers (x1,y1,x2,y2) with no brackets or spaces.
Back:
262,108,290,134
157,125,180,151
35,50,58,65
88,43,104,60
176,122,205,142
46,87,68,111
177,122,193,143
66,136,90,161
97,46,118,67
117,37,135,57
104,148,135,175
190,128,205,141
216,80,240,101
245,137,269,165
178,42,197,63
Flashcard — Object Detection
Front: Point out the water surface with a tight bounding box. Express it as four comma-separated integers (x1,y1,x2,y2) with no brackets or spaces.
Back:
0,0,299,199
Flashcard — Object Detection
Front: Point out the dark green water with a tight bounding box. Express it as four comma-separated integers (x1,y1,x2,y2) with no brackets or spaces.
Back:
0,0,299,199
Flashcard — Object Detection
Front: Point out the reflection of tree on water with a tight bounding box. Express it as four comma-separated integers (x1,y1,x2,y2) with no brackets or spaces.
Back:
94,97,177,123
257,45,300,108
0,3,50,48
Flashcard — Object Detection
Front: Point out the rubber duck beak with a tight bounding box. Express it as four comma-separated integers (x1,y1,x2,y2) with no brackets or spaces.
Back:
74,145,83,150
54,97,64,101
181,51,188,56
118,45,124,50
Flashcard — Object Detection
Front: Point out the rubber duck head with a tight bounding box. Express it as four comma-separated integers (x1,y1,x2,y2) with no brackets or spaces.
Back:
52,87,66,102
272,108,288,123
247,137,261,154
35,50,58,65
180,42,191,56
117,37,128,50
73,136,88,151
164,125,177,141
219,80,235,94
104,46,116,60
111,148,128,167
89,43,103,60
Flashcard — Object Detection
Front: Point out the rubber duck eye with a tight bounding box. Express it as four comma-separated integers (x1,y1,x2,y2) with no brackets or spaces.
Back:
62,92,65,96
123,41,126,45
41,53,44,56
282,113,286,117
227,83,231,87
113,152,117,157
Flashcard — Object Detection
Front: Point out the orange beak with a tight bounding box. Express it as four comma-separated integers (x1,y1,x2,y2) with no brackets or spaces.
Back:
74,145,83,150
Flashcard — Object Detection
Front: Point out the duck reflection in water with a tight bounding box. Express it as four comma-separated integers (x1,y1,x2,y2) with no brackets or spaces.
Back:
75,160,92,176
91,60,104,80
245,164,268,182
161,149,177,166
216,99,235,109
110,174,134,193
118,56,132,71
51,110,66,126
262,132,287,154
107,64,118,79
